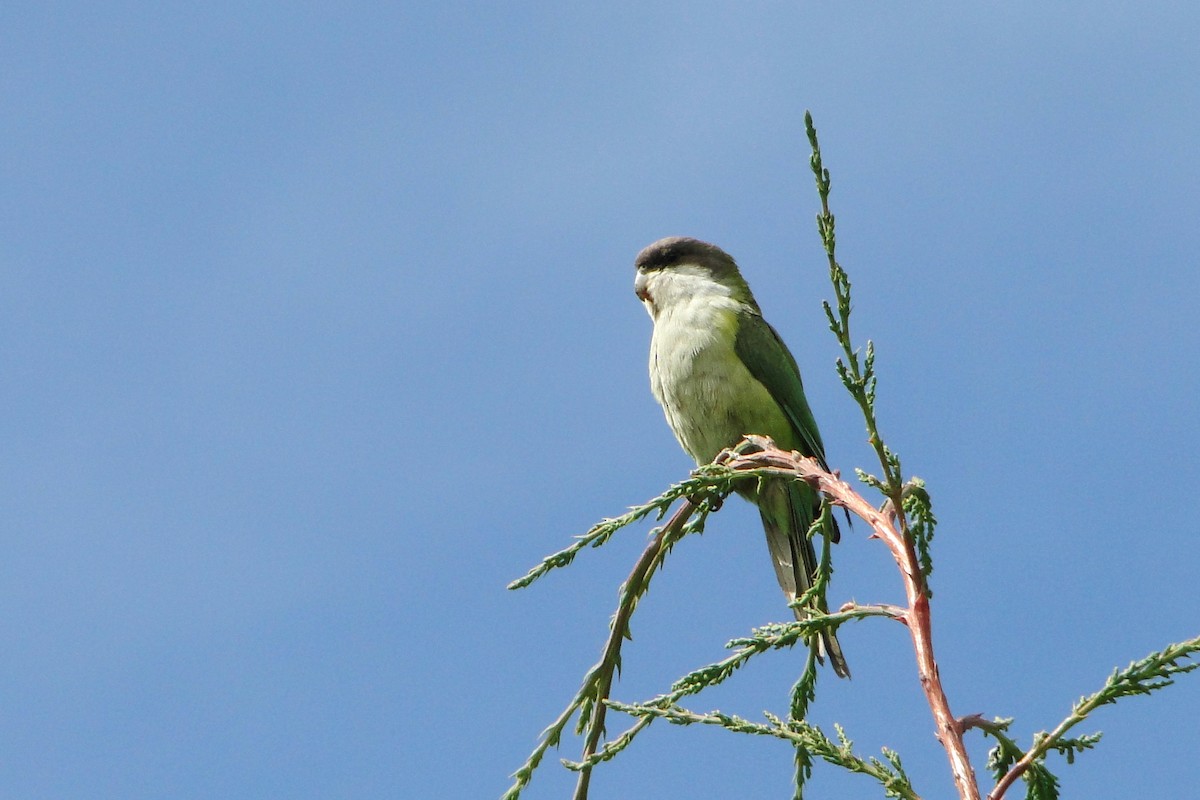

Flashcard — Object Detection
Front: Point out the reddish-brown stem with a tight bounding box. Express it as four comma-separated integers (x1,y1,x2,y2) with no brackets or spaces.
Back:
729,436,980,800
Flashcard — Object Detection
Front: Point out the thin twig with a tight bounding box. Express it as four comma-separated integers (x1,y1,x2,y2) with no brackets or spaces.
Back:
604,703,923,800
572,498,698,800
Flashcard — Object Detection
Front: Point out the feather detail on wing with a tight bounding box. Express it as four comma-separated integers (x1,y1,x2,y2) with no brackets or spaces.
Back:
734,313,845,542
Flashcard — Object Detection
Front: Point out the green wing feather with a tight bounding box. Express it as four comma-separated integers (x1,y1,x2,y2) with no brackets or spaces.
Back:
733,313,831,470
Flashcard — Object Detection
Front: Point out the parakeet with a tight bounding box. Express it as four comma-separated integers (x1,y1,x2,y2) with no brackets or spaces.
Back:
634,236,848,678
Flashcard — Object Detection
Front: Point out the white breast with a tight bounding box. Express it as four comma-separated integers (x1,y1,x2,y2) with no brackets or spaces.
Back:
644,269,791,464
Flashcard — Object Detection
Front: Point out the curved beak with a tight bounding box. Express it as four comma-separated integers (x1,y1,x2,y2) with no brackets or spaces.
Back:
633,271,655,318
634,270,650,302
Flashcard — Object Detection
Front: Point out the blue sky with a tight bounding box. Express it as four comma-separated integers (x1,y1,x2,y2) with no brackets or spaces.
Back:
2,3,1198,798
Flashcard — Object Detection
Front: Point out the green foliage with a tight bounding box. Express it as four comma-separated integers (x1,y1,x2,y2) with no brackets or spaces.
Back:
902,478,937,594
979,636,1200,799
806,111,925,600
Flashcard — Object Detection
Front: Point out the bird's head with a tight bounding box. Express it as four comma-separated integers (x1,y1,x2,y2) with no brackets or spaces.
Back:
633,236,758,320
